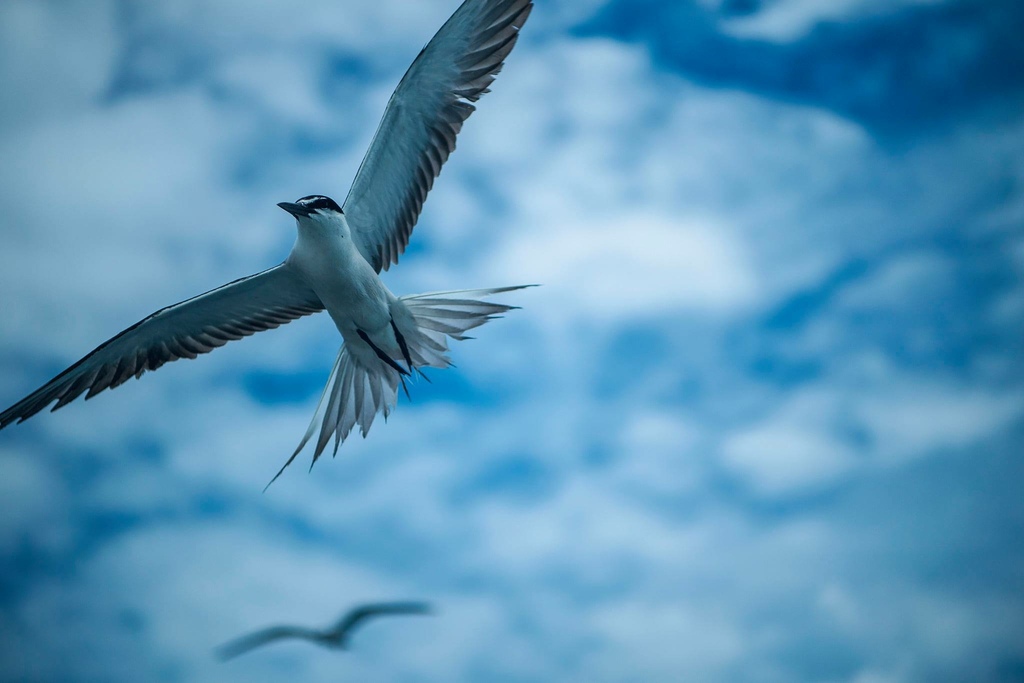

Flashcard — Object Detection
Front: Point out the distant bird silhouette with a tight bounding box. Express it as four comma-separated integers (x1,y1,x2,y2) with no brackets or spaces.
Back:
216,601,433,661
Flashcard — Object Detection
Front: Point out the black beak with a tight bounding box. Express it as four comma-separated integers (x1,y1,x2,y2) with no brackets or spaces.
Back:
277,201,311,218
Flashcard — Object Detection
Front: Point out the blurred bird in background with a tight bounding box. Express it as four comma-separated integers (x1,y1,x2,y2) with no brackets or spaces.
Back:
216,601,434,661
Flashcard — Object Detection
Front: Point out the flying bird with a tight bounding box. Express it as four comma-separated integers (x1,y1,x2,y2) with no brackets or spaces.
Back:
0,0,533,483
215,601,434,661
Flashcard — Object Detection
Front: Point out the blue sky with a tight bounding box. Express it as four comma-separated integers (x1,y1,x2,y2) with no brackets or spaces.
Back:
1,0,1022,681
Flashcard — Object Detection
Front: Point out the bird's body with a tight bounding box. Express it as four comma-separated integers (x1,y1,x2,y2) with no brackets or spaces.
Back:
0,0,534,482
287,206,395,353
216,601,433,660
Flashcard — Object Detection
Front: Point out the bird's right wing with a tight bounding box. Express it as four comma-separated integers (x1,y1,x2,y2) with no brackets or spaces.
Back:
215,625,320,661
0,263,324,429
334,601,434,638
343,0,532,272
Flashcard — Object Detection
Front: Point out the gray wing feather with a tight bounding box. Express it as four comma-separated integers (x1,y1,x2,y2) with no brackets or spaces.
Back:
0,263,324,429
344,0,532,272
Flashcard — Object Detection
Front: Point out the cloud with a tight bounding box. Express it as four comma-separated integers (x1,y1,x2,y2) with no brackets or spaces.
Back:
721,0,949,42
0,0,118,128
719,362,1024,497
580,0,1024,133
611,412,705,497
852,381,1024,466
722,422,857,496
485,213,757,321
581,600,743,680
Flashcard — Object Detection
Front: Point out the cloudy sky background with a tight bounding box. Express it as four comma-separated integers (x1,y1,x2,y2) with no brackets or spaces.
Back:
1,0,1023,681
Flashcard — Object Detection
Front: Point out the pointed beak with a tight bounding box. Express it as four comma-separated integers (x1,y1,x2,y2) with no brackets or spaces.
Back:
277,201,311,218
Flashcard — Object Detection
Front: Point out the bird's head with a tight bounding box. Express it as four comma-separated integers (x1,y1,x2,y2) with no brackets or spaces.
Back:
277,195,349,236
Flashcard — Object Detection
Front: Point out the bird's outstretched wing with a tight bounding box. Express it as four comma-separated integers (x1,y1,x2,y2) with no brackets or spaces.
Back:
215,625,322,661
0,264,324,429
343,0,532,272
333,601,434,640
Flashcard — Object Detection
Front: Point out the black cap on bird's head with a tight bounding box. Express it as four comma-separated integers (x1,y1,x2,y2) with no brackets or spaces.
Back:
277,195,343,218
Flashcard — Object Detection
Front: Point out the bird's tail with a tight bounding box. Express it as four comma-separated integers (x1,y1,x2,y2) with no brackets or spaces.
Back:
265,285,532,488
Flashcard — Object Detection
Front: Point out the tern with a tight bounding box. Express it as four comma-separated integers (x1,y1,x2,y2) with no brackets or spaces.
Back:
0,0,533,483
215,601,433,660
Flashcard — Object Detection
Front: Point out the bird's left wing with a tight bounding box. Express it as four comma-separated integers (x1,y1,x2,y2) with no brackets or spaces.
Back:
216,625,320,661
0,263,324,429
343,0,532,272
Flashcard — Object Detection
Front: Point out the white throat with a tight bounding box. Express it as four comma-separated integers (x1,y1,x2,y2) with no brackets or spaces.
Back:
296,210,351,240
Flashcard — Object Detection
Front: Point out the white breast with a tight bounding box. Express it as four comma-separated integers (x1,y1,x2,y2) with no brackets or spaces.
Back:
286,213,391,335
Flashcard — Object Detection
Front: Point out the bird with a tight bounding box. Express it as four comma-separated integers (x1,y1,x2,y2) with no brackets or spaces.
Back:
0,0,534,484
215,601,434,661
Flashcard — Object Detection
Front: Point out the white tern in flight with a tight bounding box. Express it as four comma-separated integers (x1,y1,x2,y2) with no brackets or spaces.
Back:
0,0,534,485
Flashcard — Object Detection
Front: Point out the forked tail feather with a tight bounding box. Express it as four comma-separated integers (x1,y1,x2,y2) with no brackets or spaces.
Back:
264,285,534,488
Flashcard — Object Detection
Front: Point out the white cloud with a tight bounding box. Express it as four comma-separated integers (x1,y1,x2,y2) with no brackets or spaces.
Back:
118,0,452,62
834,251,954,312
722,0,948,42
484,213,757,321
407,37,881,326
612,412,706,497
718,361,1024,497
722,423,857,496
854,382,1024,466
0,0,118,128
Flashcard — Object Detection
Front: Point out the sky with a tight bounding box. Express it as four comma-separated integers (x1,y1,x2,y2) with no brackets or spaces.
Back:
0,0,1022,681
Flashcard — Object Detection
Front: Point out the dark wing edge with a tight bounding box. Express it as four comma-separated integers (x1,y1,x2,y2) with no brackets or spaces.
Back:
0,263,324,429
334,601,434,638
344,0,533,272
215,625,319,661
